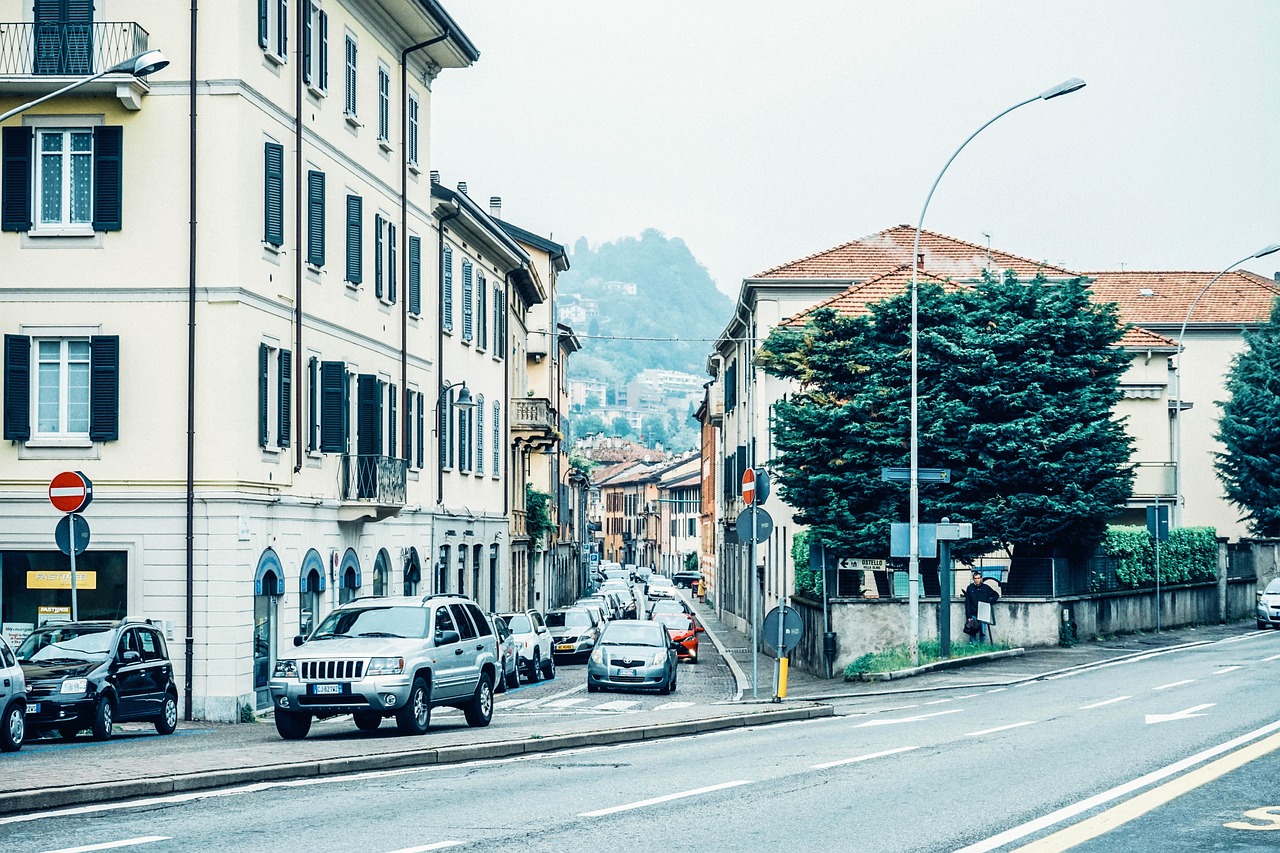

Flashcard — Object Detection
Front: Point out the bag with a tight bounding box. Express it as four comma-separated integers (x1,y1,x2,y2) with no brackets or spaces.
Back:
977,600,994,625
963,618,979,636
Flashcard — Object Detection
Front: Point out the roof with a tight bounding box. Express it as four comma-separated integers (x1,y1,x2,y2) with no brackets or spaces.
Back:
781,265,958,324
1085,270,1280,327
497,219,569,272
755,225,1077,281
416,1,480,64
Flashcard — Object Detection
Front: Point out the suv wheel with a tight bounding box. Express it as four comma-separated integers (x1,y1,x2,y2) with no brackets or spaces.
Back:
505,665,520,690
526,651,542,684
1,703,23,752
275,709,312,740
154,692,179,735
464,673,494,727
353,711,382,732
542,652,556,680
396,677,431,735
90,695,115,741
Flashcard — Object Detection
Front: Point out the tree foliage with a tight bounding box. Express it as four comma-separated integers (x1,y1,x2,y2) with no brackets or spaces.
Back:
1214,298,1280,536
1101,525,1218,587
757,272,1135,562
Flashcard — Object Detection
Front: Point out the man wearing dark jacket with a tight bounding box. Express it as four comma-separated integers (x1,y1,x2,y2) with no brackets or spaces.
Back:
964,571,999,644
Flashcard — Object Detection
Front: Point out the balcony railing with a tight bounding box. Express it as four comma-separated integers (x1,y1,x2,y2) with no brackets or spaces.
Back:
512,397,554,431
341,454,407,505
0,21,149,77
1129,462,1176,498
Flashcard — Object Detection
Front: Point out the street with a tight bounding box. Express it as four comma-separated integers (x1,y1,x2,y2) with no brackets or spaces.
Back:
4,629,1278,852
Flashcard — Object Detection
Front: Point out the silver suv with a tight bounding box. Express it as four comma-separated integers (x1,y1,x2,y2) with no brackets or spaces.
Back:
269,594,498,740
0,636,25,752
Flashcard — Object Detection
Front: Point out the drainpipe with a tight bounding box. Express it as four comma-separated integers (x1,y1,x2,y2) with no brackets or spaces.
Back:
293,0,305,474
184,0,198,722
402,31,450,458
436,203,462,503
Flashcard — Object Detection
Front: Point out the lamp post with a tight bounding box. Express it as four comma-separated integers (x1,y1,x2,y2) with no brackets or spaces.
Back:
907,77,1085,665
1171,243,1280,527
0,50,169,124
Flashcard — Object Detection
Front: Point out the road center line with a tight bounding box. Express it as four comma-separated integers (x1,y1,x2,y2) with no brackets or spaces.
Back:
856,708,964,728
384,843,464,853
812,745,919,769
921,698,952,705
1079,696,1131,710
965,721,1037,737
1215,632,1271,645
38,838,170,853
1152,679,1194,690
578,780,752,817
1262,653,1280,662
1211,665,1243,675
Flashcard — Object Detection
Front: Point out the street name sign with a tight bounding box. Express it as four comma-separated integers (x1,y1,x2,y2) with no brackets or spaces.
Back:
837,558,888,571
881,467,951,484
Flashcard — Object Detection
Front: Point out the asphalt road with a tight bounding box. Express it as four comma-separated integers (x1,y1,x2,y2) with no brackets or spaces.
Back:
6,630,1278,852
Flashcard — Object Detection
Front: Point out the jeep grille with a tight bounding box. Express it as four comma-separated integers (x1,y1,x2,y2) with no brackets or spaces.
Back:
301,659,365,680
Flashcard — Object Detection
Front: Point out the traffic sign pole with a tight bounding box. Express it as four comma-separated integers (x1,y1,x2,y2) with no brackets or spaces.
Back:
751,506,758,700
68,514,79,621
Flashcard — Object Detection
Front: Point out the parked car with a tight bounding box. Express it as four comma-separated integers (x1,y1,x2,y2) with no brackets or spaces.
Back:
652,612,704,662
574,599,610,627
646,575,678,600
0,635,25,752
605,588,638,619
577,595,618,622
1257,577,1280,629
546,607,602,662
501,610,555,683
631,566,654,586
587,619,679,694
672,570,704,590
602,567,632,588
490,613,521,692
648,598,693,620
17,619,178,742
270,594,497,739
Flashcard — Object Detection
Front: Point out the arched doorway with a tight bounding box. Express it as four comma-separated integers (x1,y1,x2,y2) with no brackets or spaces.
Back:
373,549,390,597
404,547,421,596
253,549,285,708
339,548,361,604
299,549,327,638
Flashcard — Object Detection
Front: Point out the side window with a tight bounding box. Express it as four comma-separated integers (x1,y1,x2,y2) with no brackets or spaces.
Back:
0,643,14,668
466,604,492,637
117,629,138,659
433,606,456,640
530,612,545,632
138,630,163,662
450,604,477,641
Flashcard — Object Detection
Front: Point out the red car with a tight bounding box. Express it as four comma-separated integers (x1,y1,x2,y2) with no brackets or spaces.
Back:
653,612,704,662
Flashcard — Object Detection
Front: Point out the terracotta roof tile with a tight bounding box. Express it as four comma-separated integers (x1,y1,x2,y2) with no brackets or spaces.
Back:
1085,270,1280,326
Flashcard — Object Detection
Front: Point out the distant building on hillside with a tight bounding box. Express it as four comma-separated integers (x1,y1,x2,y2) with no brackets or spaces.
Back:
569,378,608,408
602,280,638,296
559,295,599,326
627,369,706,414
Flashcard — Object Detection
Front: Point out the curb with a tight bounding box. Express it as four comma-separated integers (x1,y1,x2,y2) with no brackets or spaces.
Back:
857,648,1026,681
0,705,832,817
685,591,749,701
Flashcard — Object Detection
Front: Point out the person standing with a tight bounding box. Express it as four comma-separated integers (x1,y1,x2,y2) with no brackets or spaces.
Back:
964,571,999,644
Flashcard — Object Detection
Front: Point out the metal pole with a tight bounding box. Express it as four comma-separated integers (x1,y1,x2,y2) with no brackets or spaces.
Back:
774,544,785,701
751,507,758,699
938,538,951,658
821,544,831,679
1154,497,1161,633
68,515,79,621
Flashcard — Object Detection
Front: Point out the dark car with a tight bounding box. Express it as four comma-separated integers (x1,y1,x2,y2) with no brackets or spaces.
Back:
546,607,602,662
17,620,178,741
672,570,703,590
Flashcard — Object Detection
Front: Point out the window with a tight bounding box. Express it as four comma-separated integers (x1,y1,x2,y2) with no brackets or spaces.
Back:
306,169,325,267
387,381,397,459
475,394,485,475
303,2,328,93
407,92,420,167
2,125,122,234
493,285,505,359
374,214,383,298
318,360,348,453
344,194,362,285
461,260,474,343
377,64,390,144
492,400,501,477
258,0,288,61
442,247,454,332
3,334,118,442
373,215,396,303
408,234,421,316
457,399,471,473
307,356,319,452
476,274,487,350
258,342,291,450
415,390,425,470
264,141,284,247
343,34,357,117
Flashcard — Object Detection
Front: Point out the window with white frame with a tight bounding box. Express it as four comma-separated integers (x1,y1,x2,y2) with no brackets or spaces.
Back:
303,1,328,93
377,64,390,143
475,394,485,475
258,0,289,63
4,333,119,443
476,273,487,350
343,34,357,117
34,338,90,437
407,91,420,167
36,128,92,230
257,342,292,451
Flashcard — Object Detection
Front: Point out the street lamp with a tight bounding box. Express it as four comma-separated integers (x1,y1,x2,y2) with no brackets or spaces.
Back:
0,49,169,124
907,77,1085,665
1171,243,1280,527
448,381,477,410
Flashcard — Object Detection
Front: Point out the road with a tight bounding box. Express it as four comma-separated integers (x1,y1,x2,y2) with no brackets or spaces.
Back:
4,629,1278,852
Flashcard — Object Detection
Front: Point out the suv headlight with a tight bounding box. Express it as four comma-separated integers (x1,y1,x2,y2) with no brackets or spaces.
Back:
60,678,88,694
273,659,298,678
367,656,405,676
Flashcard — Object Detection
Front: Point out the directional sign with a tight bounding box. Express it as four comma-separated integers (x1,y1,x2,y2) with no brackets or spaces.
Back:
881,467,951,484
55,513,90,556
741,467,756,505
49,471,93,514
762,605,804,654
735,506,774,544
837,558,888,572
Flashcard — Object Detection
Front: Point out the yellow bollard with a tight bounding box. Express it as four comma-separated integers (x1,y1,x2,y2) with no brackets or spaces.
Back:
779,656,789,699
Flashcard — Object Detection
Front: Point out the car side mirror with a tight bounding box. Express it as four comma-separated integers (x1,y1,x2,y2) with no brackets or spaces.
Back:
696,626,705,633
436,630,461,646
670,640,681,650
294,635,306,647
121,650,141,664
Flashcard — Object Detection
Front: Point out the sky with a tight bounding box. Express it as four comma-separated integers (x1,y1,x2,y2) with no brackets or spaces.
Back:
431,1,1280,299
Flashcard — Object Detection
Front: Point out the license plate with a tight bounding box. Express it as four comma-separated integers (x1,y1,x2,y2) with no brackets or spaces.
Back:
25,703,38,715
556,644,575,652
310,683,345,695
622,669,636,677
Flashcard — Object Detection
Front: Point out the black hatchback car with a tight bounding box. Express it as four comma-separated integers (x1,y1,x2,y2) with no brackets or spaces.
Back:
17,620,178,741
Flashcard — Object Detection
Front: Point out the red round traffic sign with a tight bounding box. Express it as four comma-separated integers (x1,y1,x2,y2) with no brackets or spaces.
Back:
741,467,756,505
49,470,93,514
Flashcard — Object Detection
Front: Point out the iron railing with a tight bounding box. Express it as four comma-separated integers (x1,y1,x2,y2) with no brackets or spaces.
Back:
341,454,407,504
0,22,149,77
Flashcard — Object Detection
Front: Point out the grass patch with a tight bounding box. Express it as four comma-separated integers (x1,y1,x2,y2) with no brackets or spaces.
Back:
843,640,1010,679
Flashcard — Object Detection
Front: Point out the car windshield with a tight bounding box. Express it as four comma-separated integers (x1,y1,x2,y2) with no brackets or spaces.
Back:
651,602,683,615
310,606,428,640
546,610,593,629
504,614,532,633
649,577,674,587
655,613,693,631
17,625,114,663
600,623,665,647
1267,578,1280,595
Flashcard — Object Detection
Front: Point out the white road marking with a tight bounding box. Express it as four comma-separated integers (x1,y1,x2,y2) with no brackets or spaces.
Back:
384,843,464,852
954,718,1280,853
811,745,919,769
1080,696,1131,710
1216,632,1271,645
652,701,694,711
985,687,1008,694
578,780,752,817
543,697,590,708
921,698,952,705
855,708,964,728
964,721,1036,737
593,700,639,711
1145,703,1215,725
1263,653,1280,662
1153,679,1194,691
521,684,588,708
1211,666,1243,675
493,697,532,707
39,838,169,853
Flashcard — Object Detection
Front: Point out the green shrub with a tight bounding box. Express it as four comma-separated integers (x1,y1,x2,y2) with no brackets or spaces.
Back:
1102,525,1217,588
791,530,823,597
842,639,1008,678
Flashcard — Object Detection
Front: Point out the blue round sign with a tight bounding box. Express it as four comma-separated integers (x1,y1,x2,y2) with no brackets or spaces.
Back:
55,513,90,556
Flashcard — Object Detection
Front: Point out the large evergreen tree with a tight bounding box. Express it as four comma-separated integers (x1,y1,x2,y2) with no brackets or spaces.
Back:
1214,298,1280,536
757,272,1134,562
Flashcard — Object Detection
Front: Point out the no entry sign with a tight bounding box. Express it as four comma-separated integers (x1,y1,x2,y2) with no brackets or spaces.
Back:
741,468,756,505
49,471,93,514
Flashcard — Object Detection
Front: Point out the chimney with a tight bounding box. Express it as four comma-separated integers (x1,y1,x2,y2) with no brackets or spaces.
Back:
429,170,440,184
1275,271,1279,284
457,181,468,195
490,196,502,219
916,252,925,272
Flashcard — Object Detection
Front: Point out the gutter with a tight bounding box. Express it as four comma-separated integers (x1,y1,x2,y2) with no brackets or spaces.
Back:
293,0,304,474
436,202,462,503
184,0,199,722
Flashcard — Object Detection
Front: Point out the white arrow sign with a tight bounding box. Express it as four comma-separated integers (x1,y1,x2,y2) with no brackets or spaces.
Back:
1145,703,1215,725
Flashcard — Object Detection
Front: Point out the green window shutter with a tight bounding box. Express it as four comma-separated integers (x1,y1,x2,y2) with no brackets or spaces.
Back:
92,126,123,232
416,391,424,470
404,389,413,466
307,170,325,266
258,343,269,447
475,396,484,475
88,335,119,442
345,194,362,284
302,1,313,84
277,0,288,57
318,11,328,89
408,235,421,315
477,274,487,349
388,382,397,458
438,387,449,469
357,374,379,455
2,126,32,232
388,223,397,304
278,348,292,448
264,142,284,246
319,360,346,452
258,0,268,47
461,261,473,342
374,214,383,298
442,247,453,331
308,356,318,452
3,334,31,441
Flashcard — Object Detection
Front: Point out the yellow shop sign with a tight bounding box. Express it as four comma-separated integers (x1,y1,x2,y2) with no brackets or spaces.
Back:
27,571,97,590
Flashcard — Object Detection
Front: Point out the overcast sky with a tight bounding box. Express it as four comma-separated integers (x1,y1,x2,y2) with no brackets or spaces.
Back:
431,1,1279,298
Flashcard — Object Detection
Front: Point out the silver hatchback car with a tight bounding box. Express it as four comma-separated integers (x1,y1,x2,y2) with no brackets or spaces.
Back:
0,636,25,752
587,619,678,695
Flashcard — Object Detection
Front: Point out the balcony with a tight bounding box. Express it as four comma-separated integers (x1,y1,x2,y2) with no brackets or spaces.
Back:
512,397,558,451
0,22,155,109
339,454,407,521
1129,461,1175,499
